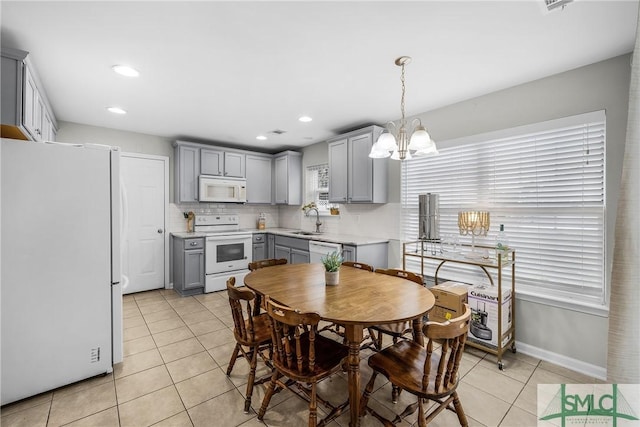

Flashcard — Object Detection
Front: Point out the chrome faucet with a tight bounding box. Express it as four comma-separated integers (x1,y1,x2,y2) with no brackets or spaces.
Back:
304,207,322,233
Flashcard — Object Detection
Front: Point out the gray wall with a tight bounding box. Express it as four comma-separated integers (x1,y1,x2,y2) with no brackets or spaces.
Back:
56,122,175,202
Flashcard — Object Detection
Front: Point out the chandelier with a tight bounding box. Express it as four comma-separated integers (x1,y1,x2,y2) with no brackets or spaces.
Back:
369,56,438,161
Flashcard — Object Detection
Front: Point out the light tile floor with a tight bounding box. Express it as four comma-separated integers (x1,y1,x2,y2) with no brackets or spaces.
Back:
1,288,601,427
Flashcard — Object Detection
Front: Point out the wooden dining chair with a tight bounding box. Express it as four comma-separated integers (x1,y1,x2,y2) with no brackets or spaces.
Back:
360,304,472,426
248,258,288,271
366,268,424,353
342,261,374,271
226,277,273,413
258,297,350,427
247,258,288,315
319,260,374,339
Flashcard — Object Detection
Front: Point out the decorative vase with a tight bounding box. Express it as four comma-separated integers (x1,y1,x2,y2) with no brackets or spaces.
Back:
325,271,339,286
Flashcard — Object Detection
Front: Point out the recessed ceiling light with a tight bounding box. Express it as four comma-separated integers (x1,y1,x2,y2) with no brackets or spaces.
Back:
112,65,139,77
256,135,267,140
107,107,127,114
298,115,313,123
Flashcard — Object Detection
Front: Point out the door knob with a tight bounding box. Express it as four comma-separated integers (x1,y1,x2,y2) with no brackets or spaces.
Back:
157,228,163,233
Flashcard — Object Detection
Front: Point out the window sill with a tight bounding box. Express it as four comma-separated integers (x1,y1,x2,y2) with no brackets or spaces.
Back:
516,289,609,317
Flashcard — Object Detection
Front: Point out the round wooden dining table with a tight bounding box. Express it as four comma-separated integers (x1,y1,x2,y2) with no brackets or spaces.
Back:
244,262,436,427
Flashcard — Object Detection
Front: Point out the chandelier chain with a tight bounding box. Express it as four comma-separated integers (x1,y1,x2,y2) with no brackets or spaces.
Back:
400,62,406,127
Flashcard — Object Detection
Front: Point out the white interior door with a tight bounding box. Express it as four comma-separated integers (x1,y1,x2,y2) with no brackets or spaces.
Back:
121,153,169,294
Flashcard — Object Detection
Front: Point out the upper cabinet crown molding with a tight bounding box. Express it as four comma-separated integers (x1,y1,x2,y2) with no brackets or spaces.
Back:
1,47,58,142
327,125,388,204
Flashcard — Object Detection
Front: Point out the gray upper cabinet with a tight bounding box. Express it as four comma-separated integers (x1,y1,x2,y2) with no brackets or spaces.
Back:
246,154,273,204
175,143,200,203
274,151,302,205
224,152,246,178
174,140,301,204
201,149,246,178
1,48,57,142
328,138,348,202
200,149,223,176
327,125,387,204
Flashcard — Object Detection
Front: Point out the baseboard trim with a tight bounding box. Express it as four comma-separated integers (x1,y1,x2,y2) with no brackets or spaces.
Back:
516,341,607,381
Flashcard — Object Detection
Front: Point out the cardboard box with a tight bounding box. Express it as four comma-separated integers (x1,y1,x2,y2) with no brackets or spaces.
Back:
429,281,470,322
467,284,512,349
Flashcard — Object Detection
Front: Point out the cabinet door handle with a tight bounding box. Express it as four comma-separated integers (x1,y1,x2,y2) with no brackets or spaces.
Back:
158,228,164,234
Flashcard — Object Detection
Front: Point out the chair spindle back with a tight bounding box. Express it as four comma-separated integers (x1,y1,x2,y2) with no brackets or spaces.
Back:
249,258,288,271
374,268,423,285
265,297,321,376
422,304,471,394
227,277,259,344
342,261,374,272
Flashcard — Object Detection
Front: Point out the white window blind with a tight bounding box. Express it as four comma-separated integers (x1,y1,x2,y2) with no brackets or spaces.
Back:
306,164,330,212
402,111,606,307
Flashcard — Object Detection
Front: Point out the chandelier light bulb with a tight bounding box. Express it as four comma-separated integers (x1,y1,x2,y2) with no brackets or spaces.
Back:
377,132,398,151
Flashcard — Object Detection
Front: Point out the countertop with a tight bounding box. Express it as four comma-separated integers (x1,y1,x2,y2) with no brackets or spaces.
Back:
171,228,389,246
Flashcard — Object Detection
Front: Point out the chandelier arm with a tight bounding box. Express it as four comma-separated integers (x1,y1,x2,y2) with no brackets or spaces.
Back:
385,121,398,132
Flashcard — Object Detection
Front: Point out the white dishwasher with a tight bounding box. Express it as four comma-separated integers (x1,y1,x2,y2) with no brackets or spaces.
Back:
309,240,343,263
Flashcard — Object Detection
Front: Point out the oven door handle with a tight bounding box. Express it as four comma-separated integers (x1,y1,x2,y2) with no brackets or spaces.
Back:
206,234,251,242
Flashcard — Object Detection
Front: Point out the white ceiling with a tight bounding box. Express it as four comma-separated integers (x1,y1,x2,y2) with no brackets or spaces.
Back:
1,1,637,153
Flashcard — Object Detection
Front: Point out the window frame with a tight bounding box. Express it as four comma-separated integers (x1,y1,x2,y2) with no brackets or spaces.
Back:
401,110,608,316
305,163,331,215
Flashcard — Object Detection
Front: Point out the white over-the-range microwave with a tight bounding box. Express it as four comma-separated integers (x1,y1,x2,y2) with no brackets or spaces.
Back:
199,176,247,203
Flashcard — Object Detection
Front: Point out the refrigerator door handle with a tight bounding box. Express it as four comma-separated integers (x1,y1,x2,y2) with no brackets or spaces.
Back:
111,150,121,285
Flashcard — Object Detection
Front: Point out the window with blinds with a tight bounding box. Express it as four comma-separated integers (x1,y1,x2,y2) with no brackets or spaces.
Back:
306,164,330,212
401,110,606,308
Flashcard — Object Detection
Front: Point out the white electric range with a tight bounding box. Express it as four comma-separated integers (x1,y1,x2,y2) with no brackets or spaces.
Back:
194,214,253,292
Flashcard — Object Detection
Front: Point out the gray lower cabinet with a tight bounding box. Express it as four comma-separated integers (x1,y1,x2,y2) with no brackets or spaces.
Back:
274,235,309,264
342,245,356,262
252,233,267,262
173,236,205,296
291,248,310,264
342,242,388,269
274,244,290,261
267,234,275,258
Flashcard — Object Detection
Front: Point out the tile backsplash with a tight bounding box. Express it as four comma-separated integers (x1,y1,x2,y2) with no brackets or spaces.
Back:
169,202,404,267
169,203,279,232
171,202,402,238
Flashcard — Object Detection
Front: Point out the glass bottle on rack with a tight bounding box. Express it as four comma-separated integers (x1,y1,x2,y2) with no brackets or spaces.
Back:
495,224,510,262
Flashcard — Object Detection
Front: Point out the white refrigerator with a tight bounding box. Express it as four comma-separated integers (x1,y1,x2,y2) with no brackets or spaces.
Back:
0,138,123,405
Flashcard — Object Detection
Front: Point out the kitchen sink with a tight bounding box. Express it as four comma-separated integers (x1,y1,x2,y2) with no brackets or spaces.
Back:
292,231,323,236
